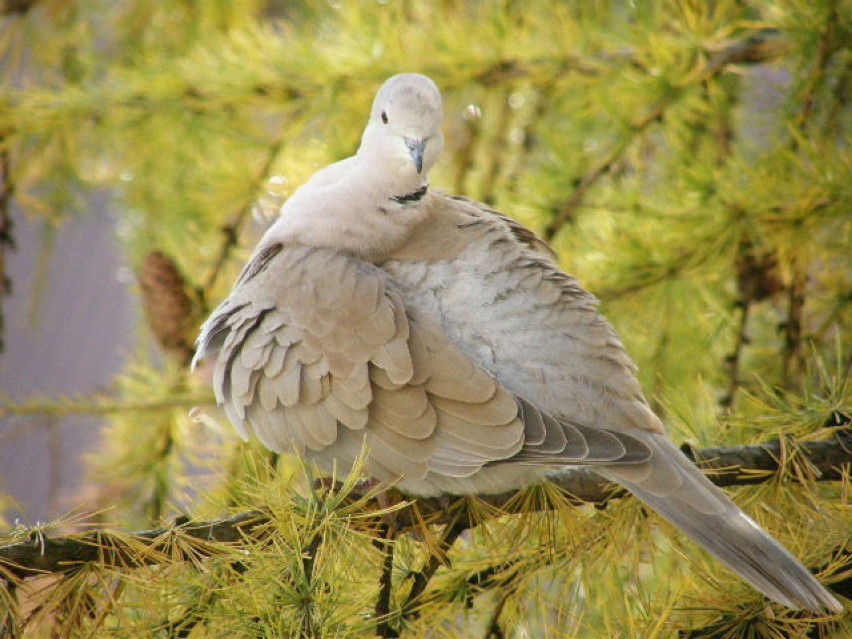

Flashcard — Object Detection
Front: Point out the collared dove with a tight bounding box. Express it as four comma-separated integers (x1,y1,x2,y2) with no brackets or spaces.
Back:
195,74,842,613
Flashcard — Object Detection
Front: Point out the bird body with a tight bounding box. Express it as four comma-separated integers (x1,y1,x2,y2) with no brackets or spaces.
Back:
195,74,842,613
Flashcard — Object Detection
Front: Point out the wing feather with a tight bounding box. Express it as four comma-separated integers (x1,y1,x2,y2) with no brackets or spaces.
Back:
197,245,534,484
197,245,650,487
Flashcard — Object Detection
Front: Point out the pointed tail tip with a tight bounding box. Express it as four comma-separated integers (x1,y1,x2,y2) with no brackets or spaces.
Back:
774,587,843,614
823,595,844,615
798,588,844,615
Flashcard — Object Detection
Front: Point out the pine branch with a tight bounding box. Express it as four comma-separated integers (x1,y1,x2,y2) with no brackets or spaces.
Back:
299,531,323,639
0,393,209,420
723,236,784,409
1,435,849,580
200,131,290,308
780,3,841,388
542,29,789,240
0,511,263,580
794,0,840,134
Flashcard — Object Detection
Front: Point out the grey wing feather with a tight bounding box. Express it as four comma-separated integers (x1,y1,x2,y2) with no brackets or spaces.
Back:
195,244,527,482
512,396,650,465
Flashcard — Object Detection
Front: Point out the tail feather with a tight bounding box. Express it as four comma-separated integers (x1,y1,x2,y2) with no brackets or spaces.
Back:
600,434,842,613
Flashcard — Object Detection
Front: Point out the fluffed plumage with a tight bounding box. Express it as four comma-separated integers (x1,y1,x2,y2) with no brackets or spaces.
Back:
195,73,842,613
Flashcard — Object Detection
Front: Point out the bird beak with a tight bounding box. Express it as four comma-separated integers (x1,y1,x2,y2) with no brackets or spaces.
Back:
405,138,426,174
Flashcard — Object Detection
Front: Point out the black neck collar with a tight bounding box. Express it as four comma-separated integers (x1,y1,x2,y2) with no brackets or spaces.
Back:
390,184,428,204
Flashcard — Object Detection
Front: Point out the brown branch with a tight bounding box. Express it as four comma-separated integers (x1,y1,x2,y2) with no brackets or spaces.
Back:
543,29,788,241
721,302,751,411
543,135,632,240
794,0,839,135
0,511,264,580
779,3,840,388
782,258,808,387
402,515,466,616
1,435,850,580
373,523,396,639
299,531,323,639
723,239,783,409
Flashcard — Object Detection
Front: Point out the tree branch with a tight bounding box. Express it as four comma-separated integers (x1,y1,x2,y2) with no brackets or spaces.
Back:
401,514,466,619
0,511,263,580
373,523,397,639
543,29,789,241
1,435,849,580
199,128,292,310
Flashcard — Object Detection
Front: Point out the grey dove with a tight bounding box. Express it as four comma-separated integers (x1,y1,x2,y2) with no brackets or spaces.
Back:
194,73,842,613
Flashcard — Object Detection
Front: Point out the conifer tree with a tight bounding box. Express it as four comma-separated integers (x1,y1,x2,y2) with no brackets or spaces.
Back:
0,1,849,637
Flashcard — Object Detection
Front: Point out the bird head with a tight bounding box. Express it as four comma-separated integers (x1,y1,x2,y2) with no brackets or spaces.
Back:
358,73,444,180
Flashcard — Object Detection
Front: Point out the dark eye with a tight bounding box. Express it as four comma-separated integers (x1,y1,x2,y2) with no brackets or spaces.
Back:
381,110,388,124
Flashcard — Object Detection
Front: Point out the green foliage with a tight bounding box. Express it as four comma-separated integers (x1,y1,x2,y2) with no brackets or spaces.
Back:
1,0,850,636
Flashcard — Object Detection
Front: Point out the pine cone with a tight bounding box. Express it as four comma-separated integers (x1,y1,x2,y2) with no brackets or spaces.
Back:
138,250,195,364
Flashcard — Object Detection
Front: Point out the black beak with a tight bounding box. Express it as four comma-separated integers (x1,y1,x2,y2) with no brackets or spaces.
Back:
405,138,426,174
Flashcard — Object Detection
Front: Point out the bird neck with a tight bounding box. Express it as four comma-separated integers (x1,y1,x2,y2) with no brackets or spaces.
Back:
258,158,433,260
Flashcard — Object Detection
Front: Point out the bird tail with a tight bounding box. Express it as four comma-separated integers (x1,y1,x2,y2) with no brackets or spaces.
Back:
599,434,842,613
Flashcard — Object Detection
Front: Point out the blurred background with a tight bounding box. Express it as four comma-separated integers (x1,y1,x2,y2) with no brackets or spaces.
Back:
0,1,849,636
0,193,135,522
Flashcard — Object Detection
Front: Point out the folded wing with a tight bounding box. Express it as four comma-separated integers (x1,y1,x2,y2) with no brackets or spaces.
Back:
195,244,649,483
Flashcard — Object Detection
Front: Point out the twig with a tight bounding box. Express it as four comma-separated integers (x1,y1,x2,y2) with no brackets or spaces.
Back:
401,515,466,619
722,302,750,411
794,0,839,136
724,236,783,409
299,532,323,639
779,2,840,388
0,393,210,421
373,523,397,639
201,131,290,306
1,436,850,579
782,261,807,388
0,511,265,579
543,134,632,240
483,590,509,639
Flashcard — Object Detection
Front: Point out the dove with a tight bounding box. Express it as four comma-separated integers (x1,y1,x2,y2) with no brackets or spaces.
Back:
194,73,842,613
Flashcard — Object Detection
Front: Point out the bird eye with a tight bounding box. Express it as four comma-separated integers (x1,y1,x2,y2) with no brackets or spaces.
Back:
381,110,388,124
